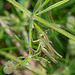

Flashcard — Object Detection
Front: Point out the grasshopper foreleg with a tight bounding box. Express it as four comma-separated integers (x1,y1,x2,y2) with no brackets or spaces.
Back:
32,39,39,43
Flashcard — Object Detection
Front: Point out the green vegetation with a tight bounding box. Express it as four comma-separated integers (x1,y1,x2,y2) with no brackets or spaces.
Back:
0,0,75,75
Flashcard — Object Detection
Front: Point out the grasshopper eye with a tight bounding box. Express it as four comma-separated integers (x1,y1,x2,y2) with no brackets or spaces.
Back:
3,66,13,74
5,60,14,67
40,34,44,38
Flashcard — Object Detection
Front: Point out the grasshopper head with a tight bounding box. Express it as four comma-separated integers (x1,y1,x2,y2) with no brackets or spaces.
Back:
40,33,45,38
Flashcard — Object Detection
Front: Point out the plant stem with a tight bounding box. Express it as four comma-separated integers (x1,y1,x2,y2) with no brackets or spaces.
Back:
35,0,50,14
0,46,23,51
36,0,69,15
0,51,40,75
29,21,33,55
35,16,75,40
33,21,43,33
11,58,28,69
0,51,21,62
33,0,42,14
7,0,31,17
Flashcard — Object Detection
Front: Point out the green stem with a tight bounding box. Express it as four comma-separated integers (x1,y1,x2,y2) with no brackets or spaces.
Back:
35,0,50,13
33,21,43,33
0,51,39,75
36,0,69,15
37,61,47,70
7,0,31,17
11,58,28,69
35,16,75,40
33,0,42,14
29,21,33,55
0,51,21,62
0,46,23,51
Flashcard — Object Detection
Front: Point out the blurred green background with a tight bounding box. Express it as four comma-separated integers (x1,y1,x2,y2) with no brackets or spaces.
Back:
0,0,75,75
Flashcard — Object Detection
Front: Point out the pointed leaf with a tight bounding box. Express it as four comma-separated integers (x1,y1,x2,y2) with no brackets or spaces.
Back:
33,0,42,14
36,0,69,15
11,58,28,69
7,0,31,17
33,21,43,33
35,16,75,40
35,0,50,13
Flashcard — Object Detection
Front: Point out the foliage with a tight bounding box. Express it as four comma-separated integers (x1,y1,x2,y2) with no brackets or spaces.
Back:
0,0,75,75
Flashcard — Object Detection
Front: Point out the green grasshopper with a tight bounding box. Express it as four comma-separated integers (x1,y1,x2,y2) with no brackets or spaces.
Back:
33,32,62,63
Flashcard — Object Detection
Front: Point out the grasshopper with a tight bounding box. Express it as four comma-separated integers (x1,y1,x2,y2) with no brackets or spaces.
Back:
33,32,62,63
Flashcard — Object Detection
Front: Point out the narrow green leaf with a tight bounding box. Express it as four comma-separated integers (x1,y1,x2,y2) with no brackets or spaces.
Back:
36,0,69,15
31,58,39,61
0,28,4,39
32,56,48,62
33,21,43,33
7,0,31,17
0,0,3,11
32,51,41,57
0,51,42,75
0,51,22,63
36,0,50,13
13,33,26,47
34,57,43,59
0,46,23,51
35,16,75,40
33,0,42,14
18,56,28,59
11,58,28,69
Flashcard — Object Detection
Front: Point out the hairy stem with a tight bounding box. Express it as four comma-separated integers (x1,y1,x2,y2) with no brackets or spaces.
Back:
7,0,31,17
35,16,75,40
29,21,33,55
